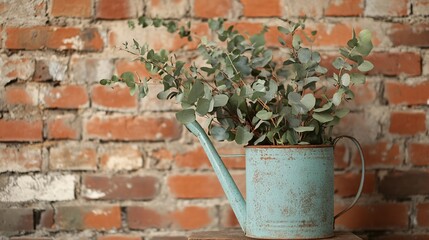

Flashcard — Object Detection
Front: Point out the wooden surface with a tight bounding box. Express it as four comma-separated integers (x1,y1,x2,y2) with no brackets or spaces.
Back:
189,230,362,240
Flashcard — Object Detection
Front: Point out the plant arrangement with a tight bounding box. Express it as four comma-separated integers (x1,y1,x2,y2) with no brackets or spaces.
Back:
101,18,373,146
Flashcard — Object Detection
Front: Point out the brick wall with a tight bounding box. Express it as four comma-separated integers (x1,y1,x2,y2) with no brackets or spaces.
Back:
0,0,428,239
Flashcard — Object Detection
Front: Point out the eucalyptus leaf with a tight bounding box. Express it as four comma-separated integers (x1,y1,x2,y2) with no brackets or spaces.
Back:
301,93,316,110
298,48,311,63
350,73,366,84
213,94,229,107
176,109,196,124
358,60,374,72
335,108,350,118
341,73,351,87
235,126,254,145
196,98,211,115
256,110,273,120
294,126,315,133
313,112,334,123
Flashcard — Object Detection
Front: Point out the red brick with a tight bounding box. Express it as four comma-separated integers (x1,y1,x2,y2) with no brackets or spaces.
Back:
172,23,210,51
417,202,429,227
127,206,169,229
51,0,92,17
37,208,54,229
148,0,188,18
389,111,427,135
168,173,245,199
194,0,232,18
170,206,213,230
0,146,42,173
325,0,364,16
334,144,349,169
96,0,135,19
314,23,356,47
5,27,103,51
379,170,429,197
365,0,409,16
0,119,43,142
368,52,421,76
346,82,378,107
42,85,89,109
85,115,182,141
33,60,53,82
91,84,138,110
160,146,245,169
334,172,376,197
47,114,80,140
5,85,38,106
389,23,429,47
220,205,239,228
56,205,121,230
240,0,282,17
100,145,143,171
49,143,97,170
0,208,34,232
408,142,429,166
335,202,409,230
151,237,186,240
98,235,142,240
354,142,403,167
82,175,158,200
385,80,429,105
115,59,154,80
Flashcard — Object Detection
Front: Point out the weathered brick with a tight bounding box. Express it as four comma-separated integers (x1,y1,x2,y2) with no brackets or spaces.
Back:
4,84,39,106
5,27,103,51
325,0,364,16
373,234,429,240
335,202,410,230
50,0,92,18
417,202,429,227
96,0,135,19
10,237,53,240
41,85,89,109
334,172,376,197
334,112,379,144
56,205,121,230
241,0,281,17
334,144,349,169
365,0,409,16
98,235,142,240
150,237,187,240
139,83,180,111
368,52,421,76
282,0,324,18
49,142,97,170
0,174,76,202
168,173,245,199
100,145,143,171
0,208,34,232
379,170,429,198
354,141,403,167
389,23,429,47
0,57,35,85
46,113,81,140
82,175,158,200
0,145,42,173
413,0,429,15
389,111,427,135
91,84,138,111
385,80,429,105
147,0,188,18
194,0,233,18
170,206,214,230
127,206,169,229
33,58,68,82
0,119,43,142
85,114,182,141
408,142,429,166
70,57,114,83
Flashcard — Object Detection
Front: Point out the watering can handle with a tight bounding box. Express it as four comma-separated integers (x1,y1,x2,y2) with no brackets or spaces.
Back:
333,135,365,221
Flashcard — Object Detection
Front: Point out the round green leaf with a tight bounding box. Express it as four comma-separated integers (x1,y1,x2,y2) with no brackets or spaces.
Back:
341,73,351,87
235,126,254,145
176,109,196,124
298,48,311,64
293,126,315,133
196,98,211,115
213,94,228,107
313,112,334,123
358,60,374,72
301,93,316,110
256,110,273,120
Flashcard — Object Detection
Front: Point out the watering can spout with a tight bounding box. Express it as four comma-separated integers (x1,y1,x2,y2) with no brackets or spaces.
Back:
185,120,247,231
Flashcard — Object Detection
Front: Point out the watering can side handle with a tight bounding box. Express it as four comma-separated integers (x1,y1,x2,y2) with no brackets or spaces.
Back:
185,120,247,231
333,136,365,221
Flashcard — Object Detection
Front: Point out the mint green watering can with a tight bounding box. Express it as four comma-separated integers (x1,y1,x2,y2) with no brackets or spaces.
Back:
186,121,365,239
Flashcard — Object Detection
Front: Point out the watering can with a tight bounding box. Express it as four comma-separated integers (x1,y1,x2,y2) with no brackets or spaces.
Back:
185,121,365,239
